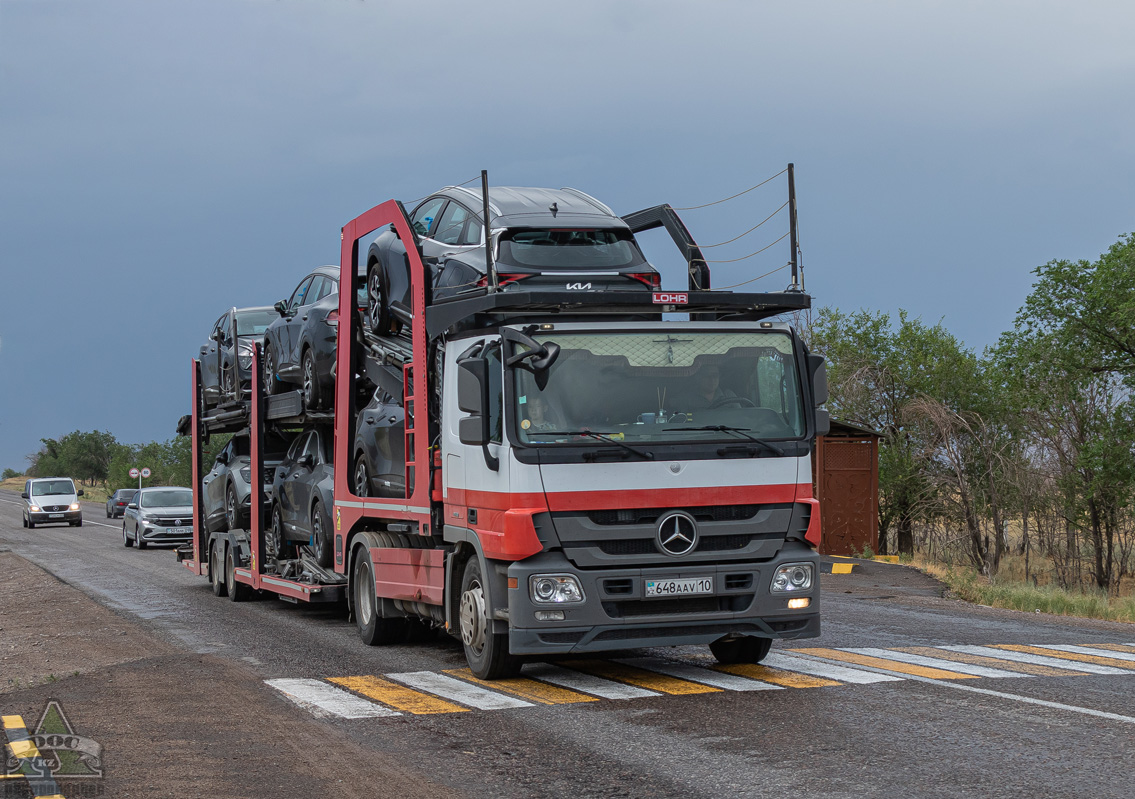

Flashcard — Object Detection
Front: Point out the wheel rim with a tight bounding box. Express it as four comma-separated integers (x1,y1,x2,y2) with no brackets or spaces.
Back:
267,510,282,560
212,546,222,583
368,271,383,330
312,507,325,553
225,551,235,593
263,348,274,396
302,354,315,407
355,558,374,627
354,459,369,497
226,488,237,528
459,579,488,655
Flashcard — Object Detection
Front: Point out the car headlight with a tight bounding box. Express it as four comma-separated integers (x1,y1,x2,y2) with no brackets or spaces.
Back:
239,467,252,482
29,505,41,513
238,354,253,369
529,574,585,604
770,563,813,593
70,502,80,511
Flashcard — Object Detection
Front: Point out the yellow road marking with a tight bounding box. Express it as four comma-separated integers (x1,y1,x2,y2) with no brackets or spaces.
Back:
1085,643,1135,655
445,669,598,704
795,648,979,680
898,647,1087,677
992,645,1135,670
563,660,722,695
830,563,854,574
715,663,840,688
1,716,24,730
7,740,40,759
329,676,469,715
0,774,26,779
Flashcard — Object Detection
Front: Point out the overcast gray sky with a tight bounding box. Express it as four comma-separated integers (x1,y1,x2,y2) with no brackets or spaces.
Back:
2,0,1133,473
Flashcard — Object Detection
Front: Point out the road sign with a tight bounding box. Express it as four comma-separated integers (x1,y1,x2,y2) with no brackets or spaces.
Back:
141,468,151,478
129,468,139,478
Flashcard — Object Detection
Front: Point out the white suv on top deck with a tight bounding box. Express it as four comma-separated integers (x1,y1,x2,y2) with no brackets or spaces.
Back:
22,477,84,528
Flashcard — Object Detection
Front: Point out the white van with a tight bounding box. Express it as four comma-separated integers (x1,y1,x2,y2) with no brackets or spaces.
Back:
22,477,84,528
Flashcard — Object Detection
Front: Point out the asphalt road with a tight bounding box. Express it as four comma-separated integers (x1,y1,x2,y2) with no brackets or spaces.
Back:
2,488,1133,798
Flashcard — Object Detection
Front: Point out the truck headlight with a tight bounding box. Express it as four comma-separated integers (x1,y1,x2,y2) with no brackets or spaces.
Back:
770,563,813,593
530,574,585,604
70,502,80,511
29,505,42,513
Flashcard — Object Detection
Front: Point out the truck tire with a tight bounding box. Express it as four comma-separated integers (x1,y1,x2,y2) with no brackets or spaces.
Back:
226,544,250,602
310,500,333,568
459,557,521,679
211,542,227,597
352,541,406,645
709,635,772,664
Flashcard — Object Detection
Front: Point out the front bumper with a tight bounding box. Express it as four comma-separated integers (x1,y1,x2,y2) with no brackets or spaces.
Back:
28,509,82,524
138,524,194,543
507,543,819,655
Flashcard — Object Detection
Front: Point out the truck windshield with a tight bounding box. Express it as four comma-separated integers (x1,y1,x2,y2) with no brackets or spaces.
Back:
31,480,75,496
497,229,646,269
512,330,805,446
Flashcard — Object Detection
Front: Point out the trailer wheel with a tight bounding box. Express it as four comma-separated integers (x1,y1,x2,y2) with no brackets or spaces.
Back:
226,545,250,602
122,524,132,547
310,500,333,568
709,635,772,664
301,349,323,410
210,542,227,597
352,543,406,645
459,557,521,679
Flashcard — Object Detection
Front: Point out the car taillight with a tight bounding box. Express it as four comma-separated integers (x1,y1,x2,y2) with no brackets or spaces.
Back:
628,272,661,289
326,309,339,327
498,273,534,288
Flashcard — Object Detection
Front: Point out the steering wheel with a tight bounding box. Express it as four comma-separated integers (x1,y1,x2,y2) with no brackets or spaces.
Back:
708,396,756,409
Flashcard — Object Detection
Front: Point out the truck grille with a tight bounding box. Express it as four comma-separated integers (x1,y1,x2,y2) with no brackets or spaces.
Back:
43,505,69,512
588,505,759,526
596,533,757,557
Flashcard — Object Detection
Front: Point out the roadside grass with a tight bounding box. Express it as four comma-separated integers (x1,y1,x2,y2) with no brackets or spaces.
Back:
916,557,1135,624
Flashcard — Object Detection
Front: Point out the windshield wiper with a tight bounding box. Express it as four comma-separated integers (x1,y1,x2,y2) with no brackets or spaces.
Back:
535,430,654,460
664,425,784,456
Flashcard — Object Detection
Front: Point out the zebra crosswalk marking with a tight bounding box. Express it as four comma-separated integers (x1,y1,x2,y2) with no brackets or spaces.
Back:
763,652,903,684
715,662,840,688
523,663,661,699
386,671,534,710
898,647,1085,677
330,675,470,715
1083,643,1135,655
266,678,401,718
941,646,1132,675
1039,645,1135,663
991,645,1135,671
559,659,722,695
616,657,782,691
443,669,599,704
845,648,1024,679
796,648,979,680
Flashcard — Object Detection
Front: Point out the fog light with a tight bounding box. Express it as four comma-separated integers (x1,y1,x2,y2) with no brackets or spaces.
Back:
535,610,565,621
788,597,811,609
770,562,814,593
529,574,585,604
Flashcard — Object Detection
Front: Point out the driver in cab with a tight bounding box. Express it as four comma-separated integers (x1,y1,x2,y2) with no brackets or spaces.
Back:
684,363,735,409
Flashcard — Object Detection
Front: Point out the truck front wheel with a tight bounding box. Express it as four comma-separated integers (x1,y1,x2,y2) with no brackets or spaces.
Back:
459,557,521,680
710,635,772,664
352,543,406,645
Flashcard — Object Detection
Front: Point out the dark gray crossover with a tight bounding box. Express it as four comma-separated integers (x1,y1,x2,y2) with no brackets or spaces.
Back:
201,434,288,532
352,388,406,498
268,426,335,567
366,186,660,335
200,306,277,408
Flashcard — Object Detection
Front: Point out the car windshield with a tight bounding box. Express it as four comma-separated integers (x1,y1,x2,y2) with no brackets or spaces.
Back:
235,309,278,337
512,330,805,446
140,489,193,508
497,228,646,269
32,480,75,496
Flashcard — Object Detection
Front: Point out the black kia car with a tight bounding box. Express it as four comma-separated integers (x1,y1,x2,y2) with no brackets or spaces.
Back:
365,186,660,335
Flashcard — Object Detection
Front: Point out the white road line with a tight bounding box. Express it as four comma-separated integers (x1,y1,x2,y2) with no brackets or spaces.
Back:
616,657,783,691
387,671,533,710
525,663,660,699
265,678,400,718
845,648,1024,679
1041,645,1135,662
763,652,904,684
942,646,1134,675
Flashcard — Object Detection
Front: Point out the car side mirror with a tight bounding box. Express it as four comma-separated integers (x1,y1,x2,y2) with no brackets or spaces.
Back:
21,492,28,499
298,453,314,468
216,451,229,465
127,502,138,509
274,300,288,316
76,489,85,497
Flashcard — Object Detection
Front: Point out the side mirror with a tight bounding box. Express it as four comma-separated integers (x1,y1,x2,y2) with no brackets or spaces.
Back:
127,502,138,510
20,492,28,499
814,408,830,437
808,354,828,407
458,358,487,415
216,450,229,466
76,489,85,497
274,300,288,316
298,453,315,468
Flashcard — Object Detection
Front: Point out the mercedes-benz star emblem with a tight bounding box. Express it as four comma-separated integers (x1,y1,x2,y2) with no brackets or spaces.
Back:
657,511,698,556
